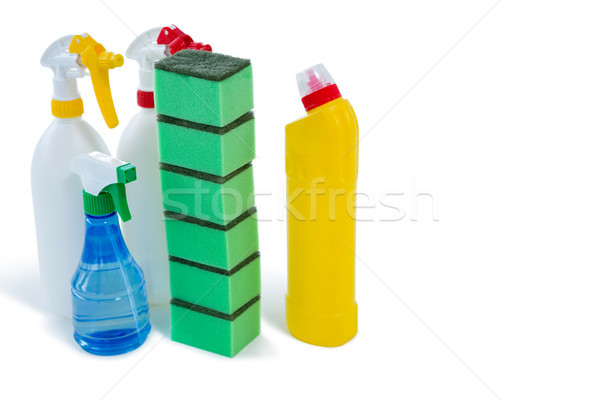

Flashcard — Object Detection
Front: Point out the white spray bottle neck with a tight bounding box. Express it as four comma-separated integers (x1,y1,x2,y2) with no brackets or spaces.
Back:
52,76,80,102
127,27,167,93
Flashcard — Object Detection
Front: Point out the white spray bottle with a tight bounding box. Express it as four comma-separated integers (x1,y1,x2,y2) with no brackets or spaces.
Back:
32,33,123,318
117,28,170,304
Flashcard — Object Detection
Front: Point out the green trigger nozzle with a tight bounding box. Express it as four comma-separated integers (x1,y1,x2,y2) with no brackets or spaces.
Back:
71,151,136,221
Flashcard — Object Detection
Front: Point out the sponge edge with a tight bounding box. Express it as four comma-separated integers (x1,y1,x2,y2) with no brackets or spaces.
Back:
155,50,250,81
171,297,260,357
160,163,255,225
164,207,259,270
157,112,255,177
154,50,254,127
169,252,261,314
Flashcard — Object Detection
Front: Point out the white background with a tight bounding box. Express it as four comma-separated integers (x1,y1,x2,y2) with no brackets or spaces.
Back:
1,0,599,399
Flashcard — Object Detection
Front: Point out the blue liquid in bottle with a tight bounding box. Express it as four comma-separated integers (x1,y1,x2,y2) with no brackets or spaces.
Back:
72,211,151,356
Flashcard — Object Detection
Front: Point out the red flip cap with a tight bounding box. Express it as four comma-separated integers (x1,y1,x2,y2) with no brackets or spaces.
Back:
301,84,341,112
297,64,342,112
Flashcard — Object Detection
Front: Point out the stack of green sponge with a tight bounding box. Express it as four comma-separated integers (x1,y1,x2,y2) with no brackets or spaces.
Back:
154,50,260,357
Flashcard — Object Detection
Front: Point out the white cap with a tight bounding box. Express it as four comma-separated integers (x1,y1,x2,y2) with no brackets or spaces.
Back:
295,63,335,98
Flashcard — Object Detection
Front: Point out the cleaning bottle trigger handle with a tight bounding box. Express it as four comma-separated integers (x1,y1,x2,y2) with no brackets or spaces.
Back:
110,163,136,221
104,183,131,222
69,34,124,129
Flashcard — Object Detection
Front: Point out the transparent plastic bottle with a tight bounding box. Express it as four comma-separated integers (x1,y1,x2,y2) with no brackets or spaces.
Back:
72,210,151,355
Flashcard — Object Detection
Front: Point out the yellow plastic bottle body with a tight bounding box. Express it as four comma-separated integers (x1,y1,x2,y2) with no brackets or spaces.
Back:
285,98,359,347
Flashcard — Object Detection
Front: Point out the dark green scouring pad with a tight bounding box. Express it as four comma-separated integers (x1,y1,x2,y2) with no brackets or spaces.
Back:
154,50,253,127
157,112,255,177
169,252,260,314
171,296,260,357
160,162,255,225
164,207,259,270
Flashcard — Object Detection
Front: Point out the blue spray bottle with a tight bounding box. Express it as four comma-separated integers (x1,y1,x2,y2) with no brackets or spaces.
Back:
70,151,151,355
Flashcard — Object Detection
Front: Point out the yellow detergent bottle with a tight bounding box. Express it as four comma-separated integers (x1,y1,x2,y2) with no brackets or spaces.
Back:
285,64,359,347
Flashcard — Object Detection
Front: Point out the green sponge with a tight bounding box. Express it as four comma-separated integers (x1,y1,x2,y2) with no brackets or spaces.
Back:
169,252,260,314
171,296,260,357
157,112,255,177
164,207,258,270
160,163,255,225
155,50,253,127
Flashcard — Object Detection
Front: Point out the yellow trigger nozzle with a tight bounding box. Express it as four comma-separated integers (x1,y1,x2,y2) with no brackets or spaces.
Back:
69,33,123,129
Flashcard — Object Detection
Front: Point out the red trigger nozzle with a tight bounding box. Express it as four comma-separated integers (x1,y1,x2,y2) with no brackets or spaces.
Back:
157,25,212,55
